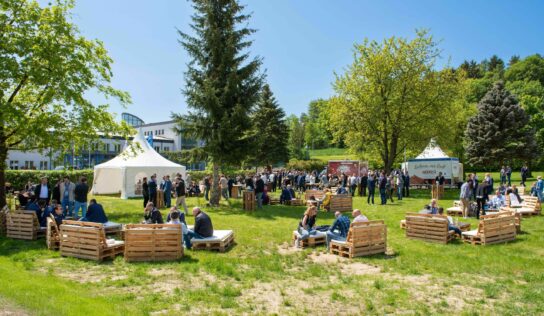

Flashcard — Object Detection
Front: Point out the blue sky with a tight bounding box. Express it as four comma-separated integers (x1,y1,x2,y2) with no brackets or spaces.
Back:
70,0,544,123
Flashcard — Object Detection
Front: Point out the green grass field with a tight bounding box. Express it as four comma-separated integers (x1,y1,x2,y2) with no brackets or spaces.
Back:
1,174,543,315
309,148,357,161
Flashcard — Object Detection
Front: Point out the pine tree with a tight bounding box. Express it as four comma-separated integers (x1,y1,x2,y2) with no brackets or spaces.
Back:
250,84,289,167
174,0,263,206
465,81,538,168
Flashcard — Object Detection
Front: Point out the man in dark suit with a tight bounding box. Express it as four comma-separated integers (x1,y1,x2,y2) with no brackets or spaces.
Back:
184,207,214,249
80,199,108,223
34,177,51,205
148,175,158,206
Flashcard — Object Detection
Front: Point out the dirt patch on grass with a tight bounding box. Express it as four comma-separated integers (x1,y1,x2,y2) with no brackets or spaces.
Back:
0,297,29,316
276,243,302,255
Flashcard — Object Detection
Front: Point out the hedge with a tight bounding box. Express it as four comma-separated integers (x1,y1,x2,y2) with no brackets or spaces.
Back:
4,170,94,190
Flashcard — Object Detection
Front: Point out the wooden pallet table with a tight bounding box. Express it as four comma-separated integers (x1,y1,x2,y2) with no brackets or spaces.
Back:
59,220,124,261
330,220,387,258
191,230,235,252
243,191,255,211
292,230,326,248
124,224,183,262
6,211,45,240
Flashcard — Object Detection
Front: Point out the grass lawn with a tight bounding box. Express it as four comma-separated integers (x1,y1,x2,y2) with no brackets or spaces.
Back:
309,148,357,161
1,176,543,315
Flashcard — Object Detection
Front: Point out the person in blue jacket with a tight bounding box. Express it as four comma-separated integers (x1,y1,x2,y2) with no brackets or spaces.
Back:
80,199,108,223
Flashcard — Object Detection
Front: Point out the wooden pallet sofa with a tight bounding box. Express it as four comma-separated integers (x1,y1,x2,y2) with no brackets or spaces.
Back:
292,230,326,248
124,224,183,262
330,220,387,258
482,211,522,233
191,230,235,252
6,211,46,240
46,215,60,250
461,214,516,245
329,195,352,212
405,213,455,244
304,190,325,201
502,195,540,217
59,220,124,261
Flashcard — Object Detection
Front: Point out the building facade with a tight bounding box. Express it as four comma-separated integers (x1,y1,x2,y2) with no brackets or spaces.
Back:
6,113,204,170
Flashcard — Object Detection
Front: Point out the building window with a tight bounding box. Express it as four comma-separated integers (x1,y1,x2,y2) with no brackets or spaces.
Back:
114,144,121,152
154,146,160,152
163,147,169,152
161,129,164,135
9,160,19,170
39,161,48,170
24,161,35,169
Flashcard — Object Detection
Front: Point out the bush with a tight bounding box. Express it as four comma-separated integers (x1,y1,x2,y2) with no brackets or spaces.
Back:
5,170,94,190
286,159,327,172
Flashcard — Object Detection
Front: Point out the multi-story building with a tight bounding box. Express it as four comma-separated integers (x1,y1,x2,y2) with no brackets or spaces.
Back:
5,112,205,170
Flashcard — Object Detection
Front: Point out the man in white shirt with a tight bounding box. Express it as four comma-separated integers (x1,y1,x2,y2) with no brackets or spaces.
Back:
33,177,51,204
352,209,369,222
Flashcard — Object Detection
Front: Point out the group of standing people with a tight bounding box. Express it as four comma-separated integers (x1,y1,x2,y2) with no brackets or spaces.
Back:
140,173,188,214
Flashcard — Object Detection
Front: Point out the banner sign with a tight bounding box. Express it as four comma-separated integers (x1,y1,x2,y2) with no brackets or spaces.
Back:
328,160,366,177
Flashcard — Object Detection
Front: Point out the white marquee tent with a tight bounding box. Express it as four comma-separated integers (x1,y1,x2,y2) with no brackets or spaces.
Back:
92,130,186,199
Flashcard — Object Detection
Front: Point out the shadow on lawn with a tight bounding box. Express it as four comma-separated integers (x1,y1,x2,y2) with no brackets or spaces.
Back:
0,237,47,257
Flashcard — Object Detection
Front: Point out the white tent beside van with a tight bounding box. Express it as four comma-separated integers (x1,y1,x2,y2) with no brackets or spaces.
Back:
92,130,186,199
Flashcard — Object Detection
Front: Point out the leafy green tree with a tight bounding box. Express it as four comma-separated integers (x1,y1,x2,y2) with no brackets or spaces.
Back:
287,115,306,160
174,0,263,206
304,99,334,149
487,55,505,74
504,54,544,85
330,30,462,172
508,55,520,66
465,81,537,168
0,0,131,207
506,80,544,149
459,60,483,79
250,84,289,166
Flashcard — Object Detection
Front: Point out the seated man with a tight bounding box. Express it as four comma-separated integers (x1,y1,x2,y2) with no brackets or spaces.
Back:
41,199,57,226
429,199,439,214
280,185,295,204
52,204,65,227
438,207,462,236
80,199,108,223
185,207,214,249
167,209,188,240
166,206,185,223
352,209,369,222
36,200,49,227
25,199,43,224
143,202,164,224
490,190,506,209
336,185,348,195
325,211,351,250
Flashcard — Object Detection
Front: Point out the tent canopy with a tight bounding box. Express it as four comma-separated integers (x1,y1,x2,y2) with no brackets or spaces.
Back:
92,130,186,199
415,138,450,159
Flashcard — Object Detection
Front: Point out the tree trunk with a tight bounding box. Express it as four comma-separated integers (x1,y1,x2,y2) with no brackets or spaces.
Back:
0,142,7,209
210,162,220,206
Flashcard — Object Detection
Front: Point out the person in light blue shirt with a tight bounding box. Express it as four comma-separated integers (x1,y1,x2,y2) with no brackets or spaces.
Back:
490,190,506,209
536,176,544,202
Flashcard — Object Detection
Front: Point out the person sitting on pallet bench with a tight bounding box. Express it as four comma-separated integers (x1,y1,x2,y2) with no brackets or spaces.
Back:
336,185,348,195
143,202,164,224
25,198,43,221
437,207,462,237
294,206,318,248
168,210,188,241
52,204,65,227
185,207,214,249
352,209,369,222
419,205,432,214
429,199,439,214
166,206,186,223
80,199,108,223
280,185,296,204
325,211,351,250
490,190,506,209
320,188,332,212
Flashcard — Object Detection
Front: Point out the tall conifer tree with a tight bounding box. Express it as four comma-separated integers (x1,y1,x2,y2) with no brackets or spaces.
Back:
174,0,263,206
465,81,537,167
251,84,289,166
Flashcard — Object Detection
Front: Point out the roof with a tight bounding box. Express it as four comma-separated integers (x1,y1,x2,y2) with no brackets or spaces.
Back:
415,139,450,159
94,129,183,168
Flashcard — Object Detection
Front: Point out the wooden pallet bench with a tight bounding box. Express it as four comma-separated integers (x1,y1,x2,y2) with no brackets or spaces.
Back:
191,230,234,252
286,199,304,206
46,215,60,250
461,214,516,245
483,211,522,233
446,201,463,216
59,220,124,261
6,211,45,240
124,224,183,262
304,190,325,201
330,220,387,258
405,213,455,244
329,195,352,212
292,230,326,248
502,196,540,217
269,197,280,205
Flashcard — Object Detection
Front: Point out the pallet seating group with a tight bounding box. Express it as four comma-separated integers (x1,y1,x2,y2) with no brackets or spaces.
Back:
461,214,516,245
59,220,124,261
329,195,352,212
6,211,46,240
292,230,326,248
330,220,387,258
124,224,183,262
190,230,235,252
502,195,541,217
405,213,455,244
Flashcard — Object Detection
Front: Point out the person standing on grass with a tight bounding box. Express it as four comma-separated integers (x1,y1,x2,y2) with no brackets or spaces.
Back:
506,166,512,186
459,179,472,218
60,177,75,217
148,175,158,206
142,177,149,207
34,177,51,206
255,175,265,209
73,177,89,219
228,175,234,197
349,174,357,197
163,175,172,208
379,172,387,205
204,176,211,200
367,172,376,205
396,171,403,201
521,165,529,186
360,171,368,197
500,166,507,185
536,176,544,202
475,180,489,219
220,174,229,200
403,169,410,197
485,173,494,195
325,211,351,250
175,177,188,214
185,207,214,249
